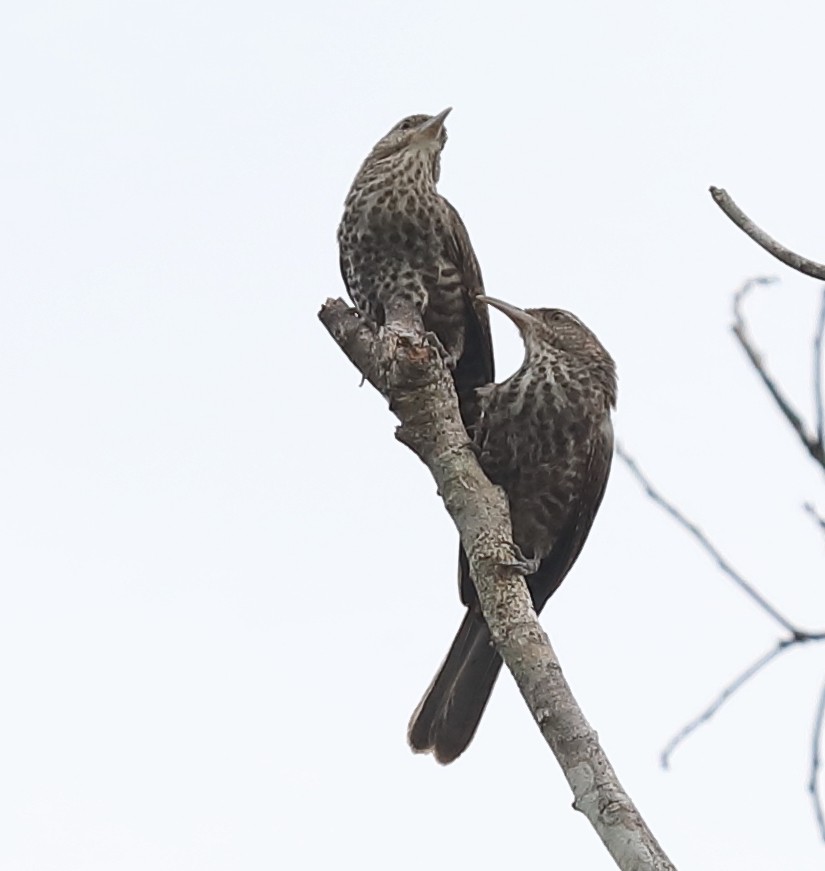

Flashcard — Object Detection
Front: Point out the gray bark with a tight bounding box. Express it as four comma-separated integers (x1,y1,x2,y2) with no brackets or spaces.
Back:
319,298,677,871
710,186,825,280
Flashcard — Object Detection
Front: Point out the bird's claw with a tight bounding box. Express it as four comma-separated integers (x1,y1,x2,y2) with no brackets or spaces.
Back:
507,546,540,576
465,440,482,458
424,331,458,369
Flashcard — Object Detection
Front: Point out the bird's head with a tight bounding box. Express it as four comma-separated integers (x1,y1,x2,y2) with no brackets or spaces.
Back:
366,109,452,180
481,297,617,406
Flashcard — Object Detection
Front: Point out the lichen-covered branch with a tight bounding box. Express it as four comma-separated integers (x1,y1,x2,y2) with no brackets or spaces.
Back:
319,297,676,871
709,187,825,280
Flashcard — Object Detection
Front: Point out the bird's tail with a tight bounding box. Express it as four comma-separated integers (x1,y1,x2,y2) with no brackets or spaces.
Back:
407,610,502,764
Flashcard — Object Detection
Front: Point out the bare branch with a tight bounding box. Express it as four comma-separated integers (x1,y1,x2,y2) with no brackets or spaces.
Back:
618,441,825,783
732,280,825,471
710,187,825,280
809,678,825,843
320,298,676,871
731,275,779,318
616,444,805,634
813,286,825,446
804,502,825,536
661,640,792,769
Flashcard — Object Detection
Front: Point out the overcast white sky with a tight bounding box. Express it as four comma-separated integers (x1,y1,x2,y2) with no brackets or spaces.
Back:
3,1,825,868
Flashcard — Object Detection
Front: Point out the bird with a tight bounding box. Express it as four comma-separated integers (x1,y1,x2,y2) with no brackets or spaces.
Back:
408,297,617,764
337,109,494,428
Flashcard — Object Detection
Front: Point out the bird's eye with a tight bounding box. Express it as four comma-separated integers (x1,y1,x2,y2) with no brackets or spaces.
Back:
550,311,565,322
398,118,414,131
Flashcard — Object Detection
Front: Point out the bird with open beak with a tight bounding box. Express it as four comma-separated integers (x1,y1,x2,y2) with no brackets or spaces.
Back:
337,109,494,430
408,297,617,764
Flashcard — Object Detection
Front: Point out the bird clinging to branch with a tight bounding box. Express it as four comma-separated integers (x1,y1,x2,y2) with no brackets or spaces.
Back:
337,109,494,429
408,298,617,764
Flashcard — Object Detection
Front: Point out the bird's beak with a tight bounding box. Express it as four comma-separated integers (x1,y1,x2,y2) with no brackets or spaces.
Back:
480,296,540,331
416,107,452,140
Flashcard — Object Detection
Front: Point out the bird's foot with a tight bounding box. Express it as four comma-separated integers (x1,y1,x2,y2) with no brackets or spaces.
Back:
507,546,540,577
464,438,482,458
424,331,458,369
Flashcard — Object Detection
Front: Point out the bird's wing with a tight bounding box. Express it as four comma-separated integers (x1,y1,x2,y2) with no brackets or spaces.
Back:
442,198,494,385
459,419,614,611
526,419,614,613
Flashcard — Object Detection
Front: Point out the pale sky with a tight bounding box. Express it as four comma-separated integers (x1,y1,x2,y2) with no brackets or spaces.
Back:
3,2,825,869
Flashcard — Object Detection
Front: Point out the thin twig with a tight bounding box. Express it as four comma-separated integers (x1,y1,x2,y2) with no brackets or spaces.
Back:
804,502,825,536
809,678,825,842
660,640,792,769
616,444,808,635
813,286,825,446
710,187,825,280
731,275,779,320
732,280,825,470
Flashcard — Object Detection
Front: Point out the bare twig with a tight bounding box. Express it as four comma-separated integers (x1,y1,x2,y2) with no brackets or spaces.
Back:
809,678,825,842
619,439,825,815
813,287,825,446
710,187,825,280
731,275,779,318
616,444,806,634
732,280,825,471
320,298,676,871
804,502,825,536
620,235,825,841
661,640,793,769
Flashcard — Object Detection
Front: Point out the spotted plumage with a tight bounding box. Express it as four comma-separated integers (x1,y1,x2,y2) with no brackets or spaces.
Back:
337,109,494,426
408,299,617,764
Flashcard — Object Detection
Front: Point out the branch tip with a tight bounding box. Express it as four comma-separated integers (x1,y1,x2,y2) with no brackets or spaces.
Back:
709,187,825,280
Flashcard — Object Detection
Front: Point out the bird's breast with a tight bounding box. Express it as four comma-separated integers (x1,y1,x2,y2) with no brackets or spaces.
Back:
478,377,602,487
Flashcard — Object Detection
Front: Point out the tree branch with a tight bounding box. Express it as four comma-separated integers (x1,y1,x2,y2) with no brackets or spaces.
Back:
616,444,805,634
617,443,825,793
731,280,825,471
809,678,825,842
709,187,825,280
804,502,825,537
812,286,825,447
319,298,676,871
660,640,793,769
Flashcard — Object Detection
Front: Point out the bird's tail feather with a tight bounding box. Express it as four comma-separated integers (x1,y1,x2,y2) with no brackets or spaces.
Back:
407,610,502,764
